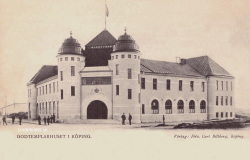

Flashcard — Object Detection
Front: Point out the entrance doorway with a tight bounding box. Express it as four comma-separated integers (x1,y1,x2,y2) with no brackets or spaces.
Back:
87,100,108,119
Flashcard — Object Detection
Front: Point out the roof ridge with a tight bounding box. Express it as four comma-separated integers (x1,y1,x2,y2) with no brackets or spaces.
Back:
141,58,175,64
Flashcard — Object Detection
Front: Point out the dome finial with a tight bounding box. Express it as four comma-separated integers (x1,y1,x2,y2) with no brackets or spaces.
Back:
124,27,127,34
70,31,72,38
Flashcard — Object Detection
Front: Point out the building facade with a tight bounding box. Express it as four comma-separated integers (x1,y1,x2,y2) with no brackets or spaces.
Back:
27,29,235,123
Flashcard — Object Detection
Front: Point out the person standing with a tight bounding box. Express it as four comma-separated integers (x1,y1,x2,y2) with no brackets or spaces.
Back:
53,114,55,123
2,116,7,126
163,115,165,125
50,115,53,124
47,116,50,125
43,116,47,125
121,113,126,125
128,113,132,125
12,116,15,124
19,116,22,125
38,115,41,125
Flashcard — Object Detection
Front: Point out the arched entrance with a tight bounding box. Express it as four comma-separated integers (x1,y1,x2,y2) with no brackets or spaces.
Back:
87,100,108,119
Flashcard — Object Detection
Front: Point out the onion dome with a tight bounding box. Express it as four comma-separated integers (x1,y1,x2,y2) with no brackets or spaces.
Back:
58,32,82,55
113,28,139,52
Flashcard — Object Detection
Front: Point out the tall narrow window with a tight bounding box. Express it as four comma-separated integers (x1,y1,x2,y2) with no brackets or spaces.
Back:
177,100,184,113
166,79,171,90
216,80,218,90
60,71,63,81
151,100,159,114
39,87,41,96
225,112,228,117
231,82,233,91
116,85,119,95
141,78,145,89
201,82,205,92
190,81,194,91
49,84,51,93
200,100,206,113
230,97,232,106
53,82,55,93
216,96,218,106
116,55,118,59
142,104,145,114
65,57,68,61
221,112,223,118
128,69,132,79
42,86,44,95
61,90,63,99
153,79,157,90
221,81,223,90
189,100,195,113
71,57,74,61
71,66,75,76
46,85,47,94
165,100,172,114
216,112,219,118
179,80,182,91
230,112,233,117
57,81,58,92
71,86,75,96
116,64,119,75
128,89,132,99
128,54,131,58
226,81,228,91
221,96,223,106
225,96,228,106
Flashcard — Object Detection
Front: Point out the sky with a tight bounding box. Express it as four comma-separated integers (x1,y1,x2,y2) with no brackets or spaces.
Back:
0,0,249,111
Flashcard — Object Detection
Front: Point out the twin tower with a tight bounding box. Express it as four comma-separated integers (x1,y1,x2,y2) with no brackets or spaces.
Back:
54,29,142,122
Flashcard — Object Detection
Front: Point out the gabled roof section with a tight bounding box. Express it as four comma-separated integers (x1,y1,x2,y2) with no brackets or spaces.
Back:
140,59,204,77
85,29,116,47
186,56,233,77
29,65,58,84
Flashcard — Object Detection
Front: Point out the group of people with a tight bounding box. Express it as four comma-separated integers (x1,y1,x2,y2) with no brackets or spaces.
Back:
37,114,55,125
2,115,23,125
121,113,132,125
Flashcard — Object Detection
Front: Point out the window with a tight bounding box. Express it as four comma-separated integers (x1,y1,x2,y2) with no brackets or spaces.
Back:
138,93,140,103
116,64,119,75
60,71,63,81
179,80,182,91
221,81,223,90
216,112,219,118
216,96,218,106
225,112,228,118
116,55,118,59
177,100,184,113
121,55,125,58
61,90,63,99
221,96,223,106
142,104,145,114
116,85,119,95
128,54,131,58
221,112,223,118
190,81,194,91
71,66,75,76
151,100,159,114
189,100,195,113
82,77,112,85
128,69,132,79
225,96,228,106
166,79,171,90
46,85,47,94
230,112,233,117
77,57,80,61
226,81,228,91
231,82,233,91
65,57,68,61
165,100,172,114
39,87,41,96
53,82,55,93
153,79,157,90
141,78,145,89
71,57,74,61
230,97,232,106
111,56,114,60
201,82,205,92
216,80,218,90
42,86,44,95
71,86,75,96
49,84,51,93
200,100,206,113
128,89,132,99
57,81,58,92
60,58,62,61
134,55,137,59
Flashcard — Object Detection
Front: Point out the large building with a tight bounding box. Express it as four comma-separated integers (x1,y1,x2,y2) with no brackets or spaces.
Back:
27,29,235,123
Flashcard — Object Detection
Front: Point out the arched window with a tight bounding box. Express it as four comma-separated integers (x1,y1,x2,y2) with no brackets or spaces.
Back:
177,100,184,113
200,100,206,113
165,100,172,114
151,100,159,114
189,100,195,113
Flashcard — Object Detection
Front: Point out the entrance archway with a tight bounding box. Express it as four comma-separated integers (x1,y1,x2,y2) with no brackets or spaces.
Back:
87,100,108,119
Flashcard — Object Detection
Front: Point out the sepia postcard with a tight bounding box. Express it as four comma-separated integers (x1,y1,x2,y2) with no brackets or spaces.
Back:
0,0,250,159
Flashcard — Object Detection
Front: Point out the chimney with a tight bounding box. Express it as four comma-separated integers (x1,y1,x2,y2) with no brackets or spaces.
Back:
180,58,186,65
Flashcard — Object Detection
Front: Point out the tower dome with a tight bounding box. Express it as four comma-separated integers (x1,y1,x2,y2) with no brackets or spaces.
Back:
113,28,139,52
58,32,82,55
